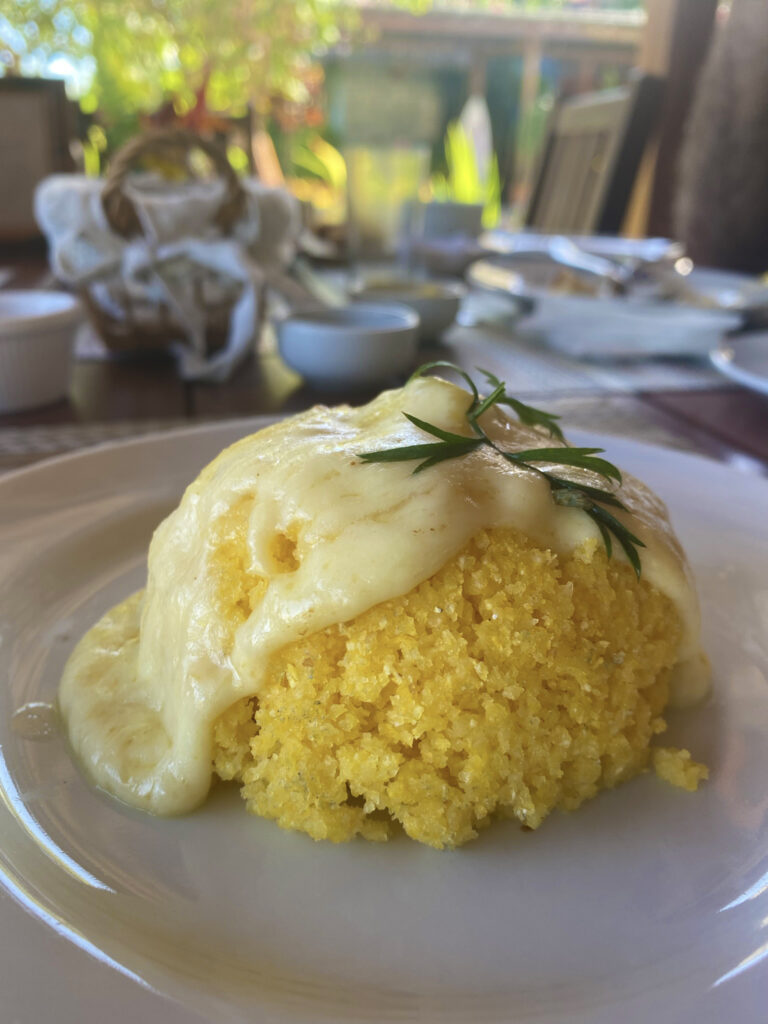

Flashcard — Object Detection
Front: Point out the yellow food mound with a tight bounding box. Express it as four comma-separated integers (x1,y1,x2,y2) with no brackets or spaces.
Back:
652,747,708,791
213,528,706,849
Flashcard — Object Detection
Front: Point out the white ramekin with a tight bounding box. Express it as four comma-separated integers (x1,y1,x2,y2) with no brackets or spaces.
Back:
276,302,420,390
0,290,83,413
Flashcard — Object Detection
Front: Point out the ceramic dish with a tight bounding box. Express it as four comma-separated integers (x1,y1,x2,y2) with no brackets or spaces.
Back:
474,245,768,321
0,290,82,412
480,231,682,265
468,253,611,298
654,266,768,317
350,280,464,341
516,292,742,361
710,332,768,395
466,261,741,360
1,422,767,1023
276,303,419,389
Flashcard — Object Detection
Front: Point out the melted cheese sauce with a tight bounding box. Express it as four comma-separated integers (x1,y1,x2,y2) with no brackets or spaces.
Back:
59,377,709,815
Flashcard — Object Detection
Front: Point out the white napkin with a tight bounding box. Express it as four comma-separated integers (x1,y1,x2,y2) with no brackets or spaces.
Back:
35,173,300,381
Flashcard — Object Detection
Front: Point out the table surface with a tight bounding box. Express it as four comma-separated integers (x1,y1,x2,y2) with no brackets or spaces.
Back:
2,259,768,477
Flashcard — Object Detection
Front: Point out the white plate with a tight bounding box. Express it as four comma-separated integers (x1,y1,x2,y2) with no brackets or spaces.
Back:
662,267,768,315
480,231,681,264
519,292,741,361
711,333,768,396
1,422,768,1023
466,259,742,360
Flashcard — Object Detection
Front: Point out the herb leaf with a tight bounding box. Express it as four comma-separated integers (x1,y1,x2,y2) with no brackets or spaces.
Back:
359,439,482,464
409,361,480,407
468,383,506,423
588,505,645,578
402,413,478,445
503,447,622,484
547,475,627,510
360,364,644,575
478,369,565,441
596,521,614,559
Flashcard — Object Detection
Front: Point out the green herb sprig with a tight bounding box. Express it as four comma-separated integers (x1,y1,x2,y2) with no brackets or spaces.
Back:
359,362,645,577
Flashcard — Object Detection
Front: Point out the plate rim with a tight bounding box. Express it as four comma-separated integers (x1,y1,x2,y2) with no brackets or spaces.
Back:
710,334,768,396
2,418,768,1024
2,413,765,494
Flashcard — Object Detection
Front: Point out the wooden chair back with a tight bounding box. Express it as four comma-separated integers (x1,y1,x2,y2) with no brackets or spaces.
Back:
525,74,664,235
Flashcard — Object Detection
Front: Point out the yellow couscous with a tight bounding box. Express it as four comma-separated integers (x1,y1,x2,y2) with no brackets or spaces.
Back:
59,373,709,844
213,528,707,850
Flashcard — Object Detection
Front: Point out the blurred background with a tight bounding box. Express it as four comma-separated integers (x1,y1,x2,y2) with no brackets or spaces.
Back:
0,0,732,255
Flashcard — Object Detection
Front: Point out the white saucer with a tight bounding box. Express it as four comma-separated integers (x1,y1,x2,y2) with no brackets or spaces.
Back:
711,333,768,395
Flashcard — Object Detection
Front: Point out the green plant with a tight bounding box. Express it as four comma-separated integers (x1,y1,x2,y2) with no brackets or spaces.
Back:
288,134,347,221
0,0,423,154
429,120,502,228
291,136,347,191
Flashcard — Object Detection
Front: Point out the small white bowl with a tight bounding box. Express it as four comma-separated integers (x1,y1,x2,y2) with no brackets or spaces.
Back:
0,290,83,413
276,303,419,390
350,280,464,341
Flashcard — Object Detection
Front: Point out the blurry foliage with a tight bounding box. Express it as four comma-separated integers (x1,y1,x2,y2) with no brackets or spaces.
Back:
292,136,347,192
433,1,644,7
429,120,501,228
0,0,423,154
288,135,347,223
0,0,643,203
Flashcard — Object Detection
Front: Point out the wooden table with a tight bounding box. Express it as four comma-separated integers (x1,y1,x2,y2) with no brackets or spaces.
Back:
2,262,768,476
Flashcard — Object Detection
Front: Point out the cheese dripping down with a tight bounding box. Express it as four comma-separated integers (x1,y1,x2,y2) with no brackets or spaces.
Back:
59,377,709,815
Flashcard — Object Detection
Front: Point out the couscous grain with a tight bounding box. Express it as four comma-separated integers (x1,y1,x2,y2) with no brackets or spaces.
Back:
213,528,706,849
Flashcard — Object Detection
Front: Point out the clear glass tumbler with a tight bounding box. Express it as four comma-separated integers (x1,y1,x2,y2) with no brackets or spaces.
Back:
344,144,431,261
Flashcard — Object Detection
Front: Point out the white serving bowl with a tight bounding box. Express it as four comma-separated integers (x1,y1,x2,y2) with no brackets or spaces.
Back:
276,303,420,390
518,292,741,361
350,280,464,341
0,290,83,413
653,264,768,317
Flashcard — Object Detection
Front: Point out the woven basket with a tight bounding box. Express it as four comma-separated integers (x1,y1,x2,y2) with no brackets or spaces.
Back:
80,129,247,355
